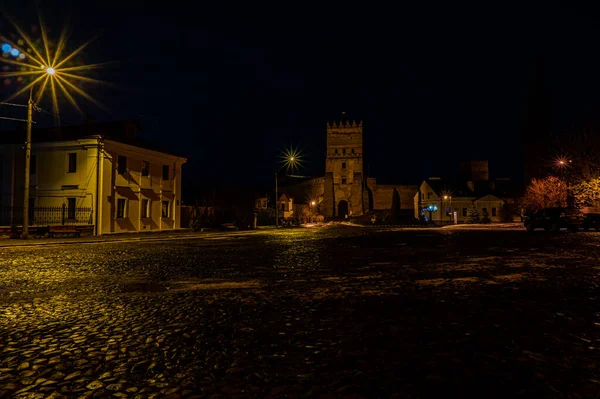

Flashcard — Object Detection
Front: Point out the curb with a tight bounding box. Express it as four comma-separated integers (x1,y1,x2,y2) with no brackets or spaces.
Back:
0,232,231,248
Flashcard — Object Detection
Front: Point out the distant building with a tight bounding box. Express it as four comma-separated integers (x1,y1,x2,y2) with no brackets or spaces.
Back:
0,121,187,234
414,160,521,224
279,117,416,220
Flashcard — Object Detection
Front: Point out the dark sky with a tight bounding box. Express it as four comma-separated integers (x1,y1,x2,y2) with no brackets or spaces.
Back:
2,1,600,192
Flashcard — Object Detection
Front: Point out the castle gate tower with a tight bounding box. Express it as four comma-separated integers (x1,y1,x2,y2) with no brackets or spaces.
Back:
322,118,366,218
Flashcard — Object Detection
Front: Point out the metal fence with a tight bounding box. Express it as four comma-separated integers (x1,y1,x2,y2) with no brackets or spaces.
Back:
0,205,93,226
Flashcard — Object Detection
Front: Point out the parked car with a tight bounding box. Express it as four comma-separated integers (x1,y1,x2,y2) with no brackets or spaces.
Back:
583,213,600,231
523,207,584,232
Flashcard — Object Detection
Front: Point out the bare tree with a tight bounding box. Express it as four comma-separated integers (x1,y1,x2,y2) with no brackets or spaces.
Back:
522,176,567,213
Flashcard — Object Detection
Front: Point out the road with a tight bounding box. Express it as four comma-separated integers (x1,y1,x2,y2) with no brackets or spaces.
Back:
1,226,600,398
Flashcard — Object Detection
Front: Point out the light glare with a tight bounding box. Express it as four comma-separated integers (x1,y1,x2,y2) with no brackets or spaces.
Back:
45,67,55,75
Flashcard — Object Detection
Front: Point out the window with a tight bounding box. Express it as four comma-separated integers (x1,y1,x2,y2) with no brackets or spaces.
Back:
341,177,347,185
482,207,487,214
462,208,467,217
342,162,346,169
117,155,127,175
342,149,346,154
335,149,338,154
67,198,76,219
162,165,169,180
141,199,149,218
68,153,77,173
30,154,36,175
281,203,285,211
351,148,355,154
492,207,497,217
421,193,424,200
162,200,170,217
142,161,150,177
117,198,126,218
427,192,431,199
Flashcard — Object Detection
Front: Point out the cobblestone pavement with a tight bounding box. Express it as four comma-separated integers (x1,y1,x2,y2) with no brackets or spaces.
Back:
1,226,600,398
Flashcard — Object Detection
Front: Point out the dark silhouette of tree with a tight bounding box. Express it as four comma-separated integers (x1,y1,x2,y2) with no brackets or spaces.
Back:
499,203,514,222
481,208,491,224
391,188,401,223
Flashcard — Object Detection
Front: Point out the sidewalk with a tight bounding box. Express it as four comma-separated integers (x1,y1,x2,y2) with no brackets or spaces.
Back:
0,228,228,247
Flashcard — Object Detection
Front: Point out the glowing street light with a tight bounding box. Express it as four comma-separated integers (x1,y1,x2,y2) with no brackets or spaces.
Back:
1,13,112,238
311,201,316,206
275,148,302,227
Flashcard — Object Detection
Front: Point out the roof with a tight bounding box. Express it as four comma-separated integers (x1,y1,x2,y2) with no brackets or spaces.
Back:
423,178,521,199
0,120,186,158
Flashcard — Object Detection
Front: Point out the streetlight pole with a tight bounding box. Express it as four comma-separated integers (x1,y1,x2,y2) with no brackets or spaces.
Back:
274,155,296,228
275,171,279,227
21,89,33,239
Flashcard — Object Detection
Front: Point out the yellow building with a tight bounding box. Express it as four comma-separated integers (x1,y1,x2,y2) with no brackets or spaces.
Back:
0,121,187,235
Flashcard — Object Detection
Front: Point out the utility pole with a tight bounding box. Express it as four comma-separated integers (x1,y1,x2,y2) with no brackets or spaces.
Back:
22,90,33,239
275,172,279,227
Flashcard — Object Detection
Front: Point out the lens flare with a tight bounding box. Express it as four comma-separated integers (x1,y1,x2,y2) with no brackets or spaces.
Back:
0,11,114,123
279,146,303,173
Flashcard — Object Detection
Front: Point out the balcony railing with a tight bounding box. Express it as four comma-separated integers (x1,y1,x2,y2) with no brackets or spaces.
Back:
0,205,93,226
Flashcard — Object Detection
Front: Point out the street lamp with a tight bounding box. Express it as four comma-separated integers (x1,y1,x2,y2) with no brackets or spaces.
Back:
275,154,298,227
1,17,110,238
22,66,56,238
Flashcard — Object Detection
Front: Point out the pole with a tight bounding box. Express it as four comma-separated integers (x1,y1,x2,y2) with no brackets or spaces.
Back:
21,90,33,239
275,172,278,227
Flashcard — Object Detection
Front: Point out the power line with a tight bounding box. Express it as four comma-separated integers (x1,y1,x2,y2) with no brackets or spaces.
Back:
0,101,28,108
0,116,33,123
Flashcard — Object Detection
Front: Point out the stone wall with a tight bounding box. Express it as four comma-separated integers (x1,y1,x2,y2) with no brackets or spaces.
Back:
371,185,417,211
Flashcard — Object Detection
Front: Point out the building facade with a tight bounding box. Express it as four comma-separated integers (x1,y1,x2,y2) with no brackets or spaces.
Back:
322,120,368,217
0,122,186,234
414,161,518,224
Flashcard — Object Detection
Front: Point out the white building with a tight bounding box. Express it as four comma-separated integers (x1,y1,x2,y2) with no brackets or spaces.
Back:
414,179,505,224
0,121,187,235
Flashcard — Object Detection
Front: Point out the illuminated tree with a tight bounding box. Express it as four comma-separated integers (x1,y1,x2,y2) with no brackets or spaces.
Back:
571,177,600,208
522,176,567,213
465,204,481,224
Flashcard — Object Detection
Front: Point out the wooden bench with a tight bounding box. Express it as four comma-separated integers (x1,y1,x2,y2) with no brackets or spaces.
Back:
49,227,81,238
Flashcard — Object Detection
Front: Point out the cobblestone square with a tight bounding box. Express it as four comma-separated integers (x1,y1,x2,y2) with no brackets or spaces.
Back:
1,226,599,398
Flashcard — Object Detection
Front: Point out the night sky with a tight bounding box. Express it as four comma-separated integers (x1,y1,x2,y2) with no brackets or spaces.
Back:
2,1,600,193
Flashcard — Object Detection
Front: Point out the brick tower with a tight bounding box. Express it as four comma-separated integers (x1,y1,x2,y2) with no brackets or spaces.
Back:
322,117,366,218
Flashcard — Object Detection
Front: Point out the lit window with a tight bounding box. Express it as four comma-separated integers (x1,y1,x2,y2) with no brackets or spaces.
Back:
117,198,126,218
162,200,170,218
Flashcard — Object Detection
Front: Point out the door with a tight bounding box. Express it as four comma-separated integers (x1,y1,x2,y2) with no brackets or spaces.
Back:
338,200,349,218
